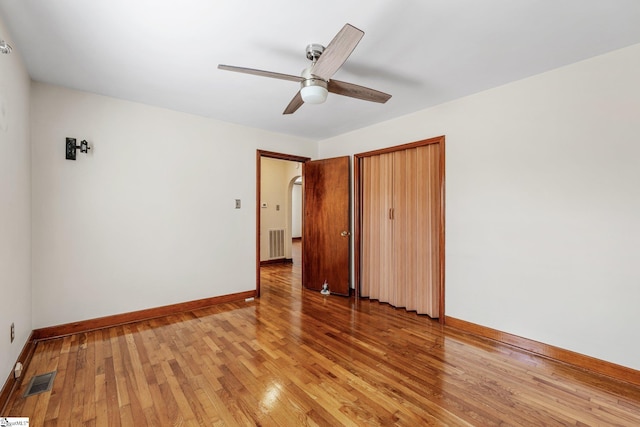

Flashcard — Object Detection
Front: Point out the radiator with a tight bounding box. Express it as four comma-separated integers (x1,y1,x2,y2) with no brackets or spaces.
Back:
268,228,286,259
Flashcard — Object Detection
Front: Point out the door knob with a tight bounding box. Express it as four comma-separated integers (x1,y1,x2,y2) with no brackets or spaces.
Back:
341,231,350,237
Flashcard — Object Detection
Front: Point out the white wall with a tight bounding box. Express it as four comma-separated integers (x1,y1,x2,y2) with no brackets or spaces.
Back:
291,183,302,238
319,43,640,370
31,82,315,328
284,161,302,244
0,17,31,381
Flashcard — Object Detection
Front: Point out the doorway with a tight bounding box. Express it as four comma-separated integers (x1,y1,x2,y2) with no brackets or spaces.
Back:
256,150,310,297
256,151,351,298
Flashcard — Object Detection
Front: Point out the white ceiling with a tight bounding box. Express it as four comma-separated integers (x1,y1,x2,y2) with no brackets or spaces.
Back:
1,0,640,141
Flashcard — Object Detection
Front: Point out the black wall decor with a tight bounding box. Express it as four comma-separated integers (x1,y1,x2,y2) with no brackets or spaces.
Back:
65,137,91,160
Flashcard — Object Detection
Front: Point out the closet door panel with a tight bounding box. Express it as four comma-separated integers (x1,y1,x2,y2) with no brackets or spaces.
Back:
360,156,376,297
361,154,393,300
415,144,441,316
429,144,442,315
391,151,402,307
377,153,394,303
400,148,419,311
391,149,408,309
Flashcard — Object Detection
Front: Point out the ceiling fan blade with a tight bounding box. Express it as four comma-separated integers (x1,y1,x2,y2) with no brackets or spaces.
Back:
328,80,391,104
311,24,364,81
283,91,304,115
218,64,303,83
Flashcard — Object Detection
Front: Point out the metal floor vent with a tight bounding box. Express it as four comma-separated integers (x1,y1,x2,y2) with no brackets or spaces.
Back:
23,371,56,397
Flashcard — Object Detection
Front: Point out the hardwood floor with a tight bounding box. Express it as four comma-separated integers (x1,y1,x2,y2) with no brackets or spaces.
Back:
4,241,640,425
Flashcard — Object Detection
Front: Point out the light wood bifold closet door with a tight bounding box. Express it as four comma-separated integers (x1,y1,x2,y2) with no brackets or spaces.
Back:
360,140,442,317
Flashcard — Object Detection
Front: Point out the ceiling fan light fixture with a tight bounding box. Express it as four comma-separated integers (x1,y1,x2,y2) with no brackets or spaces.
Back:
300,79,328,104
301,85,328,104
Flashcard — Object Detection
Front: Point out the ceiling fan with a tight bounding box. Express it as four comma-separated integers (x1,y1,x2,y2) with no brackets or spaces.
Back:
218,23,392,115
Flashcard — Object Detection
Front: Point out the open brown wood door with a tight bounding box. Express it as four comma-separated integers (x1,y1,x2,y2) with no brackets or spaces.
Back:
303,156,351,296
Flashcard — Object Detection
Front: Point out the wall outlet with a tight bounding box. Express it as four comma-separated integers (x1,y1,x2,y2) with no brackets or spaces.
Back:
10,322,15,343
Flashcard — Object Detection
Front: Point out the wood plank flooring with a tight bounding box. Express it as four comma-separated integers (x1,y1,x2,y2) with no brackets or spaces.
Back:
5,241,640,425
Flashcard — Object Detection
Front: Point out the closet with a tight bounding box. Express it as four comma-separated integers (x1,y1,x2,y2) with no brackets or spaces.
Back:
355,136,444,319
